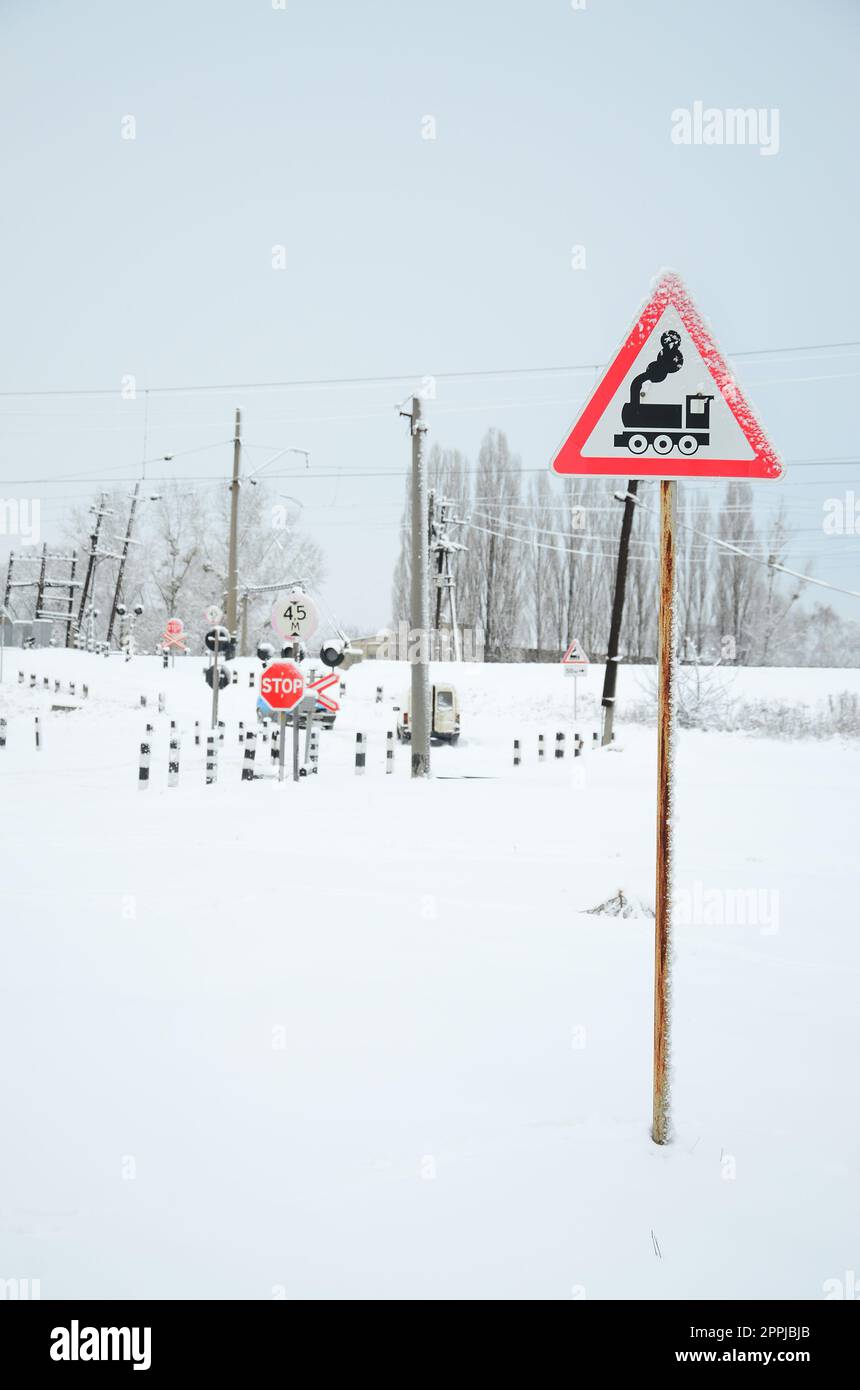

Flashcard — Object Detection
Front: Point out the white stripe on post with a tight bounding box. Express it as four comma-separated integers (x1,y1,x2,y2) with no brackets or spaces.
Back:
206,734,217,785
168,735,180,788
138,738,150,789
242,730,257,782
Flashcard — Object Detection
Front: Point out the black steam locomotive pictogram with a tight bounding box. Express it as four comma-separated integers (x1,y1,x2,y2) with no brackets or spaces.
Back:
613,330,713,457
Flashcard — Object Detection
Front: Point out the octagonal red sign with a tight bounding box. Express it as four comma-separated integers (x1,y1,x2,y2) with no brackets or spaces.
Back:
259,660,305,711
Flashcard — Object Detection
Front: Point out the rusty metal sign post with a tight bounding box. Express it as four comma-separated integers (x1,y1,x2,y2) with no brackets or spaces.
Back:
551,271,783,1146
653,479,676,1144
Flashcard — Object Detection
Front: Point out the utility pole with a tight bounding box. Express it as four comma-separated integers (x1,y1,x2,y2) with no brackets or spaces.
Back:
429,492,466,662
64,555,78,648
601,479,639,746
76,493,113,632
225,407,242,634
35,543,48,624
409,396,431,777
107,481,141,646
240,589,250,657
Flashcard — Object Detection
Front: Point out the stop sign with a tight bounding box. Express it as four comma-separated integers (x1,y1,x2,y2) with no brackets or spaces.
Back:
259,660,305,712
165,617,183,636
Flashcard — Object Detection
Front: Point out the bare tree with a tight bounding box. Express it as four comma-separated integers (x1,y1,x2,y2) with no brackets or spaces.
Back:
525,472,558,657
467,430,522,659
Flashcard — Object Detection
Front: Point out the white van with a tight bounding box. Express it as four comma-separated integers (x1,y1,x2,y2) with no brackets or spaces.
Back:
396,682,460,744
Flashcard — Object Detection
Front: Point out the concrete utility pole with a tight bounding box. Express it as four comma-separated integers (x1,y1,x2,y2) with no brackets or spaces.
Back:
107,481,141,645
225,406,242,633
76,493,113,632
601,479,639,745
409,396,431,777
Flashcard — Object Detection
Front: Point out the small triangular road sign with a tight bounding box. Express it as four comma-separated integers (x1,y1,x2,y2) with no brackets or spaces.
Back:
562,639,589,665
552,271,783,481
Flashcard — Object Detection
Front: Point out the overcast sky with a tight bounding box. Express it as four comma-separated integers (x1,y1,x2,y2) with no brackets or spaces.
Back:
2,0,859,630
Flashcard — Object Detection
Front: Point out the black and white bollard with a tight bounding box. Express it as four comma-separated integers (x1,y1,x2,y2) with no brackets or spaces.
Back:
157,692,165,714
140,694,147,708
82,684,88,699
17,671,23,685
592,730,599,746
574,738,582,758
538,734,545,763
354,732,366,775
242,730,257,782
309,725,319,774
339,680,346,700
168,735,180,788
238,722,245,745
386,729,394,773
138,737,150,789
270,726,279,765
555,732,565,760
70,681,76,697
218,719,225,744
194,721,201,747
29,673,36,689
375,686,383,704
206,734,217,785
248,670,255,689
42,676,49,690
162,650,168,669
231,669,238,685
54,678,60,694
513,738,521,767
35,716,41,751
0,718,6,749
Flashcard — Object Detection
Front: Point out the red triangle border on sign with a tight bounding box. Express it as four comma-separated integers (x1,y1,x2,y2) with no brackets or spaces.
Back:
551,271,783,481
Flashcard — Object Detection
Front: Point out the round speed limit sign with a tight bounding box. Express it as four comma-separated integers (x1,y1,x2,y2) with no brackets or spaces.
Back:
271,592,319,642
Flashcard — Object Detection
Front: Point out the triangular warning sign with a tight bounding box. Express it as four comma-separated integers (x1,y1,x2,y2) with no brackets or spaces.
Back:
552,271,783,481
562,639,589,665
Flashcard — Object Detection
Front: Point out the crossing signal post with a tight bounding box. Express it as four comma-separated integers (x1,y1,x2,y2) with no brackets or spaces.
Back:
204,625,233,728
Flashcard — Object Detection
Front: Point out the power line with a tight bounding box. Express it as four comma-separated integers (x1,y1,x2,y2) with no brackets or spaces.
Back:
1,339,859,399
621,491,860,601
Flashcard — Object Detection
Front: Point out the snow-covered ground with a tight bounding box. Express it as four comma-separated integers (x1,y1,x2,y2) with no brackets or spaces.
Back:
1,651,858,1299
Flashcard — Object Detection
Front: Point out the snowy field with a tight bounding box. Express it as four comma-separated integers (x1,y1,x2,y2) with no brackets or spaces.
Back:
1,651,858,1300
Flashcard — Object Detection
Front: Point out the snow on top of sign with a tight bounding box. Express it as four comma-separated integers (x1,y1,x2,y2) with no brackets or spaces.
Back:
641,270,783,480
